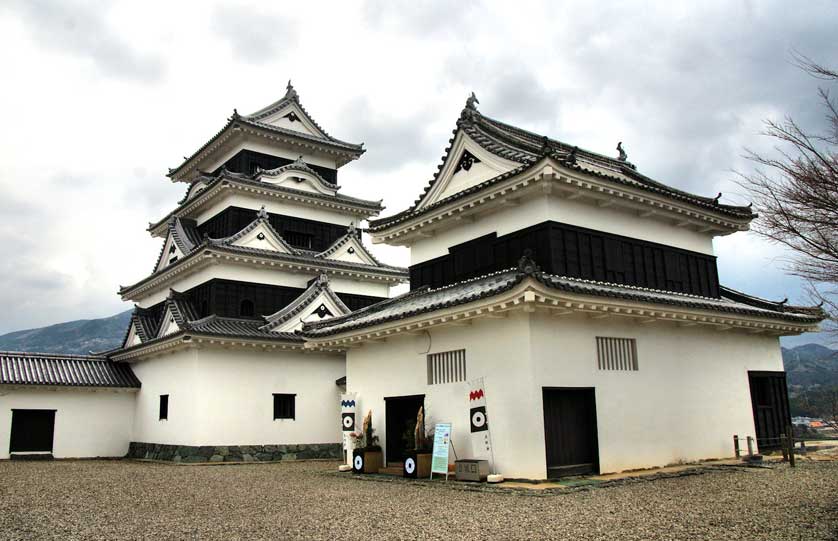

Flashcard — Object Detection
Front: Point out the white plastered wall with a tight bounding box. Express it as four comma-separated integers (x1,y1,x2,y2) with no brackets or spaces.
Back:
346,311,782,479
193,192,362,229
200,139,338,174
0,387,136,459
130,346,344,446
135,264,392,307
408,192,716,266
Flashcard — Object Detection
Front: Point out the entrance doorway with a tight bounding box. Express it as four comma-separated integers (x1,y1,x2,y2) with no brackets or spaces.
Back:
748,371,791,451
9,409,56,455
542,388,599,477
384,395,424,465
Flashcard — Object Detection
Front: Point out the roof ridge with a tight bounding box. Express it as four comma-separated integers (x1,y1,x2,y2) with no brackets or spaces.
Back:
0,350,106,360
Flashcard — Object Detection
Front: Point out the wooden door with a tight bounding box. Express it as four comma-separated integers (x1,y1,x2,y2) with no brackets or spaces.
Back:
384,395,424,465
748,371,791,451
542,388,599,477
9,409,56,454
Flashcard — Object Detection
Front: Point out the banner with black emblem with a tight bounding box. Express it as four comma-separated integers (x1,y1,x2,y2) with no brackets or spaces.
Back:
341,393,356,432
468,378,493,460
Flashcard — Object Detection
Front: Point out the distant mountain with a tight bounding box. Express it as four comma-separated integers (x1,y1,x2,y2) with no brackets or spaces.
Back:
0,310,132,355
782,343,838,388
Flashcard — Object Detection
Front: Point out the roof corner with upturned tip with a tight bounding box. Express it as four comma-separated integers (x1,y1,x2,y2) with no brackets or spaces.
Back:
369,94,756,232
168,81,365,181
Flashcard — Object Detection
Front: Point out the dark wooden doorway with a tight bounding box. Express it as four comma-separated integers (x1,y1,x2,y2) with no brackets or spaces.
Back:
748,371,791,451
384,395,424,465
9,409,56,454
542,388,599,477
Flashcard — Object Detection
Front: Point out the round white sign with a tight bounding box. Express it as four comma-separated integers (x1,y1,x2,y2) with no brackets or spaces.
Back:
404,457,416,474
354,455,363,470
471,410,486,429
343,416,354,429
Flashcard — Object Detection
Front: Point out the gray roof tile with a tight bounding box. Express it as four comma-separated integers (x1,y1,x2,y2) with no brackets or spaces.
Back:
304,257,825,337
0,352,141,388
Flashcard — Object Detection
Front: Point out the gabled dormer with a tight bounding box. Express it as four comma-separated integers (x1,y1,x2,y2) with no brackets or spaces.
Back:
255,157,339,197
167,82,365,183
260,275,351,333
153,217,202,273
221,207,297,254
316,224,381,266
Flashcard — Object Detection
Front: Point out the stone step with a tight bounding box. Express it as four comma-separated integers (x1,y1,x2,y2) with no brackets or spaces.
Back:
378,465,404,476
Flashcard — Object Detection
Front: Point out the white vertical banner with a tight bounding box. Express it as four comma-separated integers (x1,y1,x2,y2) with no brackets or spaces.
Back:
340,393,357,464
467,378,493,464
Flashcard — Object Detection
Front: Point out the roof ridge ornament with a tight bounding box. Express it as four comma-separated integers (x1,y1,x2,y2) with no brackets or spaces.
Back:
257,205,269,219
293,155,307,167
714,193,722,204
565,146,578,166
617,142,627,162
285,80,298,101
540,136,555,157
347,222,357,236
465,92,479,111
517,251,541,276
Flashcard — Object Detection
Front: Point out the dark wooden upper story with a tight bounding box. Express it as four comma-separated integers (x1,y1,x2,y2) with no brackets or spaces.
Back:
409,221,720,298
197,206,352,252
144,278,385,324
216,149,338,184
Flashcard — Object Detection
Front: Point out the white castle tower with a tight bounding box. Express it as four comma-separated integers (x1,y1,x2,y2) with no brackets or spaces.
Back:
112,83,407,461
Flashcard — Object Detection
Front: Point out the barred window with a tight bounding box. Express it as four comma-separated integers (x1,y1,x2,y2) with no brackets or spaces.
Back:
596,337,638,371
273,394,296,420
427,349,466,385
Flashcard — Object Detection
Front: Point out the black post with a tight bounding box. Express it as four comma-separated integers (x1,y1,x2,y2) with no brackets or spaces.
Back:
780,433,788,462
787,424,796,468
733,435,740,459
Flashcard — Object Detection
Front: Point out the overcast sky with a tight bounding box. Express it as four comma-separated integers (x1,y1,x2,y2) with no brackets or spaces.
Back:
0,0,835,346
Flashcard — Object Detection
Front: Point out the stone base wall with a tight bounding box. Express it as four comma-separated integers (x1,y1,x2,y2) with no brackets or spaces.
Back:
127,442,342,463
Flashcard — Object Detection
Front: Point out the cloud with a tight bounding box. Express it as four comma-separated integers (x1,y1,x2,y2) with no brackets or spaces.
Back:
211,5,297,64
337,97,439,172
362,0,479,37
3,0,165,82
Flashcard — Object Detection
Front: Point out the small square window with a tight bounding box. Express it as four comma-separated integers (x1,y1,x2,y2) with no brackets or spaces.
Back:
273,394,296,420
159,394,169,420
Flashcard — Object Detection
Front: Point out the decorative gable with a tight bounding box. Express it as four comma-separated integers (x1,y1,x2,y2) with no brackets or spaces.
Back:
157,307,181,338
155,234,185,273
320,234,378,266
417,131,518,209
257,102,326,139
124,323,142,347
230,221,294,253
260,274,351,334
257,157,338,196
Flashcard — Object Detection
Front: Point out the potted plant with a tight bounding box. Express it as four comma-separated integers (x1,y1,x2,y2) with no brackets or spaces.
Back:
352,410,383,474
403,406,433,478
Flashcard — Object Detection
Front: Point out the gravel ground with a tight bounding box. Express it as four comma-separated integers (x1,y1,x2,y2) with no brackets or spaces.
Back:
0,460,836,540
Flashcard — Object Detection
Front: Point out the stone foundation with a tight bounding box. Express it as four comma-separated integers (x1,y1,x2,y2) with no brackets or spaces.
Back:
126,442,342,463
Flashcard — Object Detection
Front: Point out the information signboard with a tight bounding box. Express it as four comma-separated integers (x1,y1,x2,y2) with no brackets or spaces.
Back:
430,422,452,480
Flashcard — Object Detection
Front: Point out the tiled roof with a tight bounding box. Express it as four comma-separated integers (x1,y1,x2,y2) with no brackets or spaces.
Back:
0,351,141,388
168,83,364,179
260,274,350,332
303,258,825,337
151,217,202,273
256,156,341,190
369,98,754,230
186,315,303,342
149,169,384,235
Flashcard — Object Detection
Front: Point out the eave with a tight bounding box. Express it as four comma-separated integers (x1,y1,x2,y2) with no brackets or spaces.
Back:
168,117,364,183
303,279,819,351
109,332,312,362
119,245,408,302
148,176,383,238
370,159,753,246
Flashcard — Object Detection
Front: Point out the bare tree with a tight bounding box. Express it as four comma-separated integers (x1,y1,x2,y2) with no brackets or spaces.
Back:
738,53,838,333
